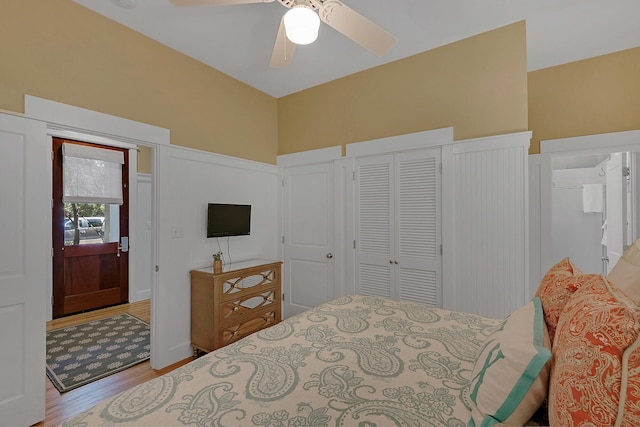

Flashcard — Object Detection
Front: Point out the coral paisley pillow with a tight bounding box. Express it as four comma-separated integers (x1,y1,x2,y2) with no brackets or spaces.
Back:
535,258,585,346
548,276,640,427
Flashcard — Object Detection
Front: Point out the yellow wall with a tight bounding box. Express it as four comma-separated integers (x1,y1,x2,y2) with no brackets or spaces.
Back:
0,0,278,164
3,2,636,165
2,2,528,163
277,22,528,155
528,47,640,154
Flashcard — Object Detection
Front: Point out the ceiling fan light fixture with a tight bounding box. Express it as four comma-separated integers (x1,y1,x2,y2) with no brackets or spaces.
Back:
283,5,320,45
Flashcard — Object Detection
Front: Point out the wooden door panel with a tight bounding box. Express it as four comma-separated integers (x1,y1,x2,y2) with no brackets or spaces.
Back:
63,242,118,257
52,137,129,318
64,253,119,291
62,289,123,315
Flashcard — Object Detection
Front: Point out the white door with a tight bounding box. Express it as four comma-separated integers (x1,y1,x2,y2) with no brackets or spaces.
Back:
354,155,394,297
354,149,441,306
605,152,627,273
283,163,334,317
395,150,441,306
0,114,48,425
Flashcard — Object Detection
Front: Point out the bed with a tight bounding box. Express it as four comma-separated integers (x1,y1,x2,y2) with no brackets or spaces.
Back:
62,256,640,426
61,294,552,426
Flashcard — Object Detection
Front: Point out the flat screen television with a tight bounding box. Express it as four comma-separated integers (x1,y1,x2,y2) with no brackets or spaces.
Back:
207,203,251,238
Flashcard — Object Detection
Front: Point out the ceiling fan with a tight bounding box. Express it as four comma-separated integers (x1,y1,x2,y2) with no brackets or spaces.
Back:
169,0,397,67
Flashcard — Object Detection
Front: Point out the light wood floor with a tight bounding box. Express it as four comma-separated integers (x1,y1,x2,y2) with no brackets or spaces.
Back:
37,300,194,427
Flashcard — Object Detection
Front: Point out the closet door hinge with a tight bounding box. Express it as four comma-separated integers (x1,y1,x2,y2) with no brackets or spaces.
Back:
439,163,442,174
353,240,356,249
353,171,356,181
282,235,285,244
440,244,443,256
282,178,285,187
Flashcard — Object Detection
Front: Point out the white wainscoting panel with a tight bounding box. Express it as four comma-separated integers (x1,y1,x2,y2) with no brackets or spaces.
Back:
528,155,543,299
443,132,531,319
154,145,279,369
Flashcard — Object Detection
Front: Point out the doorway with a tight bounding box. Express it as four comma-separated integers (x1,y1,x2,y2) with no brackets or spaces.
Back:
51,137,129,318
551,152,632,274
529,129,640,292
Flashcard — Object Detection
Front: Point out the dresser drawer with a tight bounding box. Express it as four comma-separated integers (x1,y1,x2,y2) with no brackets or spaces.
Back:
218,305,280,347
218,286,279,326
218,265,280,302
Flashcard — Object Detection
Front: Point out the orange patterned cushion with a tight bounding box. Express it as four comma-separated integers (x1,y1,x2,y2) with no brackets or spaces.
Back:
548,276,640,427
535,258,584,345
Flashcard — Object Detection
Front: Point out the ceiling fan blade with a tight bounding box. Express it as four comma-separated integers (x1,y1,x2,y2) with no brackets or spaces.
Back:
318,0,397,56
169,0,274,6
270,17,296,68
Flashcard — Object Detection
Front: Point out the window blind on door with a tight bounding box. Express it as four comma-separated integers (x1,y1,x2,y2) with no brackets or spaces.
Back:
62,143,124,205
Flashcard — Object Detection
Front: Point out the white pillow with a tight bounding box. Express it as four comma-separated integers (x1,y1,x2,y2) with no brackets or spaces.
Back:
607,238,640,305
467,298,552,427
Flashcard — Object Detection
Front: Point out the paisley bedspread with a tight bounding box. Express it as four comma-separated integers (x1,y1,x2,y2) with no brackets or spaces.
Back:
62,295,501,427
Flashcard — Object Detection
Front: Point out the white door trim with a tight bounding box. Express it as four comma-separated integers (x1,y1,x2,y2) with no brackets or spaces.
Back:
277,145,342,167
277,146,348,316
346,127,454,157
24,95,169,146
541,130,640,154
23,95,167,369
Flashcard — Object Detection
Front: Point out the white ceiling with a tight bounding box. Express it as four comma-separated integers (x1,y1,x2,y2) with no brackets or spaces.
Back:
73,0,640,98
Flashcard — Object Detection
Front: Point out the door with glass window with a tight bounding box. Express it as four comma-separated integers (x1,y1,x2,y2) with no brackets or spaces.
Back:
52,137,129,318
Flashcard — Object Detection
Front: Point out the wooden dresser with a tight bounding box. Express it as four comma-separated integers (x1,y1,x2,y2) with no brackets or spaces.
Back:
190,259,282,356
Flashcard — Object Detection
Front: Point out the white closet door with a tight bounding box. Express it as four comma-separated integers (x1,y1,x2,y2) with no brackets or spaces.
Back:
395,149,441,306
283,163,335,317
0,114,47,425
355,150,441,305
354,155,394,297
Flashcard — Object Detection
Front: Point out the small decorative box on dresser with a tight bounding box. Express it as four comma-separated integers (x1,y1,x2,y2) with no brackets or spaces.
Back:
190,259,282,356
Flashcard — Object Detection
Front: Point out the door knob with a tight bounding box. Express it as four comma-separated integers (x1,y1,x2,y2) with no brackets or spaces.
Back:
326,253,333,259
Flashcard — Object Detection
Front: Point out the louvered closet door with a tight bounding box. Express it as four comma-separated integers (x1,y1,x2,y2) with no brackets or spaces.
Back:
394,149,441,306
354,155,394,298
355,149,441,306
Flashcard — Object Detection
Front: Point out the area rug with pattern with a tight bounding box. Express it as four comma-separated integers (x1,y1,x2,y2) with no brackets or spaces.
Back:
46,313,150,392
